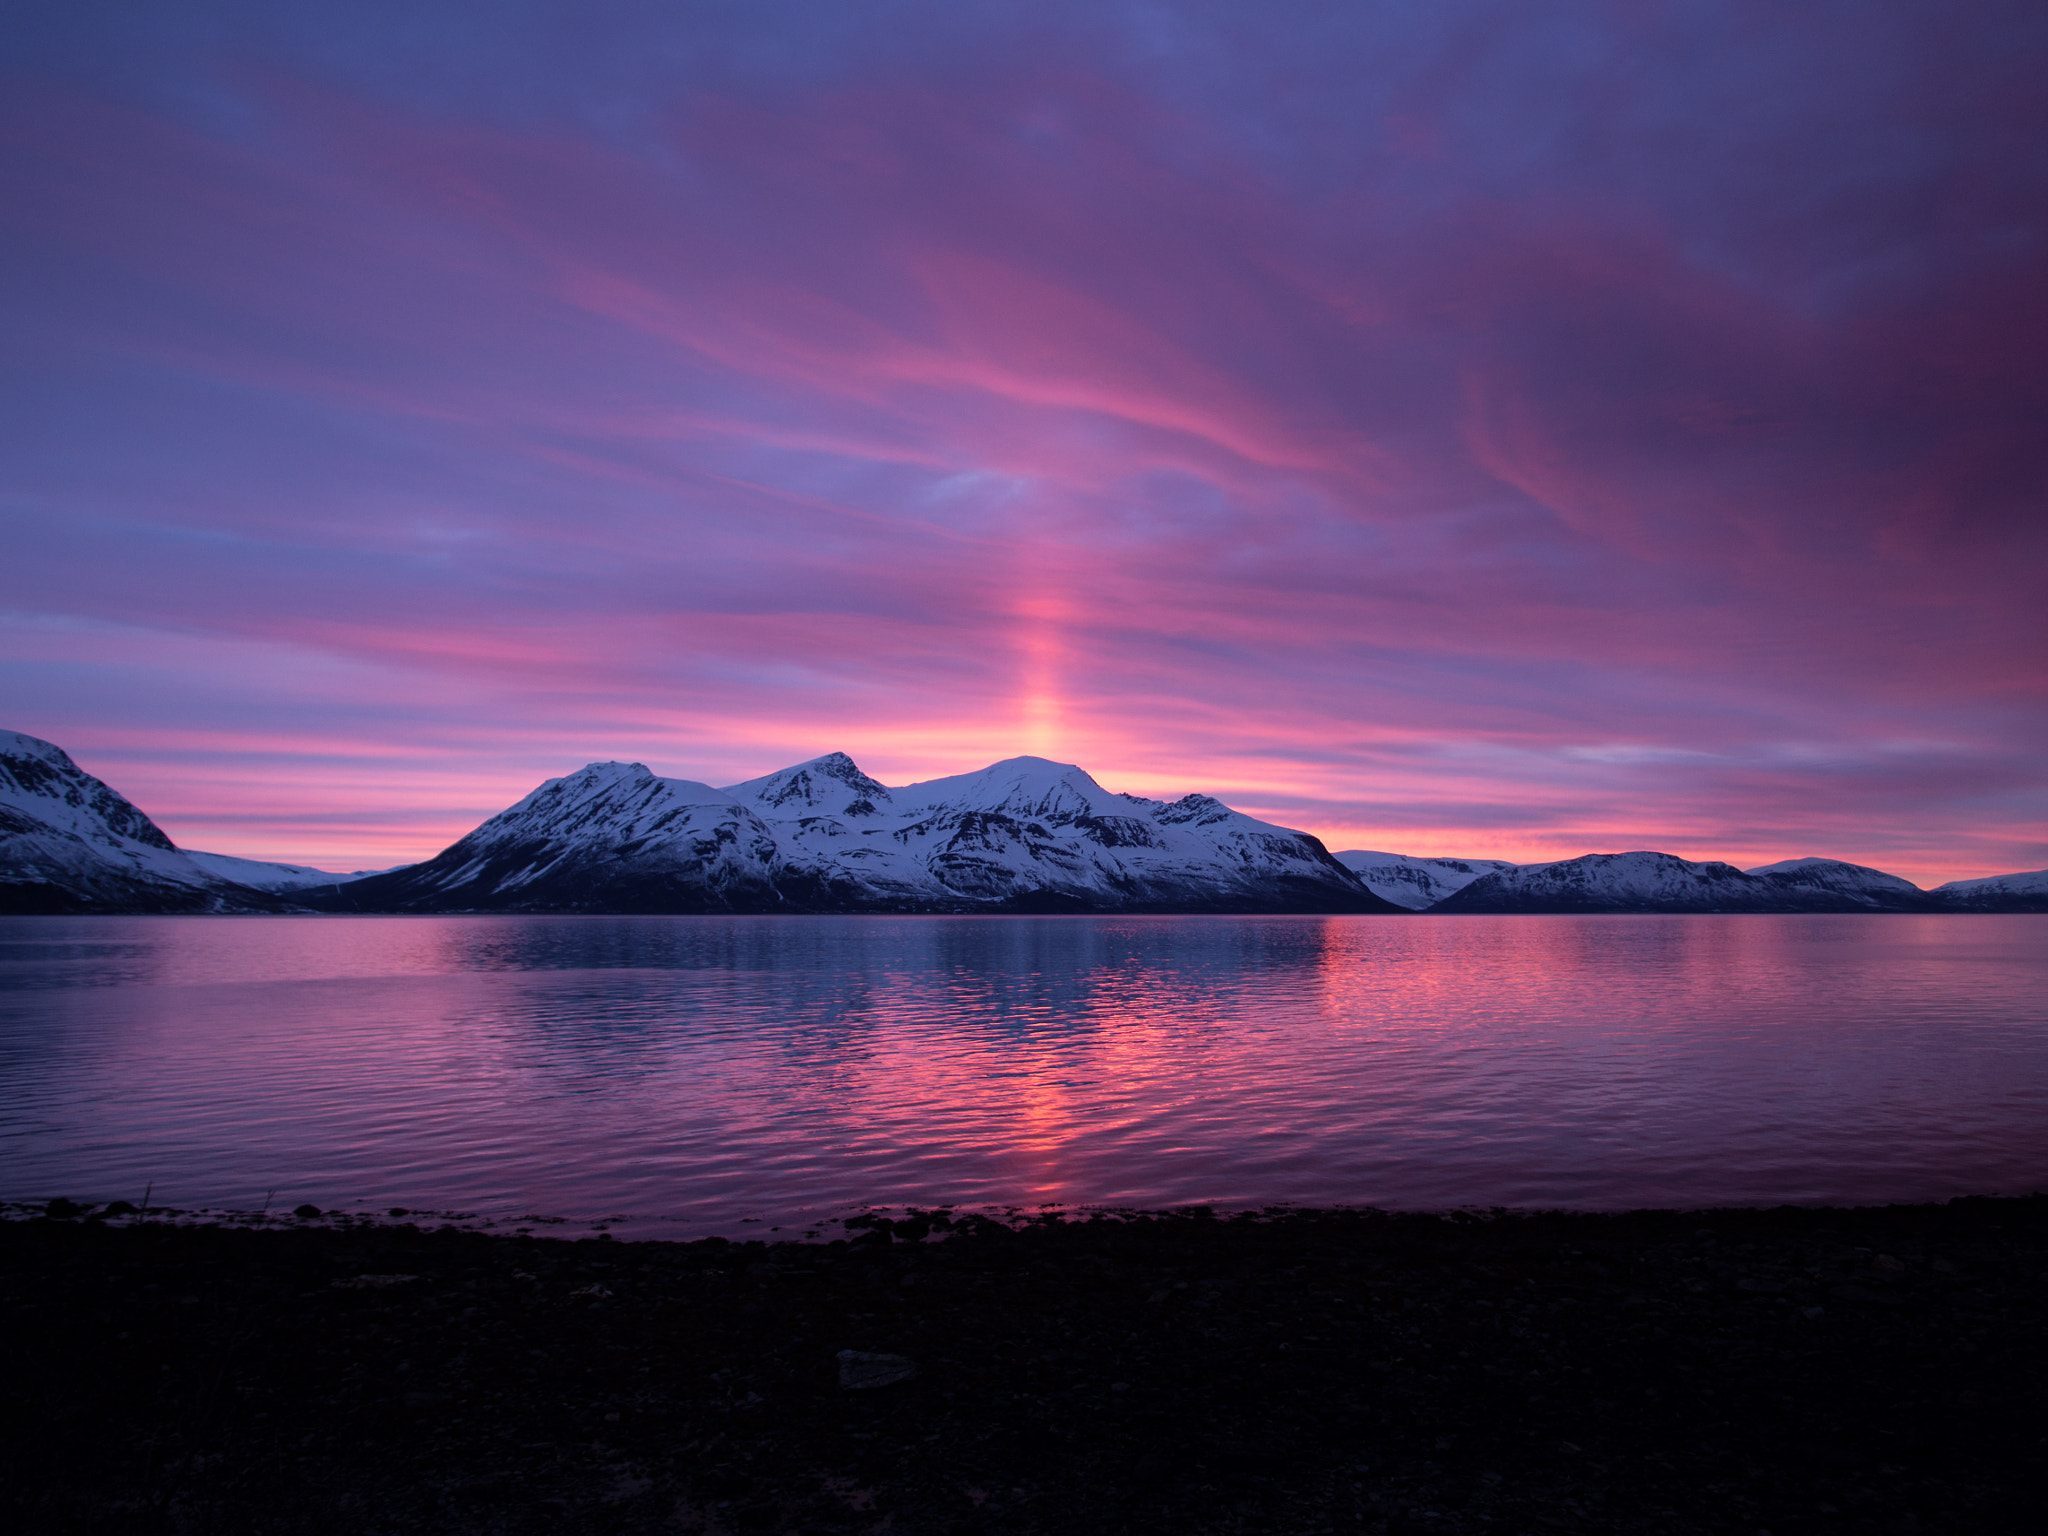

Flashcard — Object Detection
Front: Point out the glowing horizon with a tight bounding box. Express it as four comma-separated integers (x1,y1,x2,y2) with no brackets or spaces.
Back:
37,729,2029,894
3,4,2043,890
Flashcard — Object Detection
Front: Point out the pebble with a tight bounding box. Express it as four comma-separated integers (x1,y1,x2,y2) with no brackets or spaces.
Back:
837,1350,918,1390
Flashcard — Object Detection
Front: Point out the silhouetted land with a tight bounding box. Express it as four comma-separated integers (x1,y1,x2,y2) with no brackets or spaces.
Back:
4,1198,2044,1534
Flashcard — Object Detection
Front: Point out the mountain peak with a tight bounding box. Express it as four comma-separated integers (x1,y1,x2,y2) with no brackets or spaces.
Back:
894,756,1125,821
807,750,870,778
723,752,892,817
0,729,73,766
569,760,654,781
983,754,1078,771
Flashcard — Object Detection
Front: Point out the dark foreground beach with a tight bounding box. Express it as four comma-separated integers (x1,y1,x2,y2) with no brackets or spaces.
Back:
4,1199,2044,1536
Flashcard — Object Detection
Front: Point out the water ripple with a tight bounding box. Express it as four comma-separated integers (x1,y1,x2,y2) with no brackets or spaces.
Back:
2,913,2045,1233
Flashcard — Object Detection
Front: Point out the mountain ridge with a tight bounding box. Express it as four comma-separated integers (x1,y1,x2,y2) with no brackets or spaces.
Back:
1424,851,2023,914
0,731,289,913
4,728,2043,914
314,752,1398,915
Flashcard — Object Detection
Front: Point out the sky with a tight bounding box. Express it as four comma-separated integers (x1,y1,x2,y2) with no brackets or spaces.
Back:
2,1,2045,885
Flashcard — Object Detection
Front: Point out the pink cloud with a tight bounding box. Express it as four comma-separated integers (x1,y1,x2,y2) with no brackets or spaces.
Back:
2,16,2044,885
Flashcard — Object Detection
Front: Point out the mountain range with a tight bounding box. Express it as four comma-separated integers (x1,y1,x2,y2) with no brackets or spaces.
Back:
308,751,1395,914
4,729,2043,915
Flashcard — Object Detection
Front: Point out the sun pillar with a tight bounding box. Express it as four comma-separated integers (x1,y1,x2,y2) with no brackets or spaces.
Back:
1016,592,1066,759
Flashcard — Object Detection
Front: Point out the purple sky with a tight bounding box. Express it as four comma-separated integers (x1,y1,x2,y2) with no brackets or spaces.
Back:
3,1,2044,883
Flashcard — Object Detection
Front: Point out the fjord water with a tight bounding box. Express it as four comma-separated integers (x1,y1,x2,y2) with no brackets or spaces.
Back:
2,914,2044,1233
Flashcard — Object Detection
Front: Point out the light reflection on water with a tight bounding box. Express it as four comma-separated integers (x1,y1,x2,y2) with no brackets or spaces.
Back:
1,914,2044,1235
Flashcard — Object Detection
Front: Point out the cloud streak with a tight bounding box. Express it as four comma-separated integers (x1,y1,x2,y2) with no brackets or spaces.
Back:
1,1,2043,883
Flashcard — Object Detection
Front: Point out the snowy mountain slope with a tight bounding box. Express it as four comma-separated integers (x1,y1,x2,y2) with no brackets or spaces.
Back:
1429,850,1894,914
183,851,397,893
1934,868,2048,911
1334,850,1518,911
725,753,1393,913
1436,850,2048,914
15,725,2043,917
716,751,927,906
890,757,1140,821
1743,858,1934,910
318,752,1400,914
319,762,788,913
0,731,283,913
724,751,895,820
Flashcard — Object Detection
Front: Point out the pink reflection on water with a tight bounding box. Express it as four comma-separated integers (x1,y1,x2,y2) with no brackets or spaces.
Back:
1,915,2044,1235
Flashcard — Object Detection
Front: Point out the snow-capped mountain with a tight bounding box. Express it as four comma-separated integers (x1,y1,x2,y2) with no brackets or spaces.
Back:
1934,868,2048,912
1431,850,2048,914
318,752,1399,914
0,731,283,913
1334,850,1519,911
747,754,1389,912
11,726,2046,917
1428,850,1934,914
1743,858,1934,911
319,761,789,913
181,850,396,893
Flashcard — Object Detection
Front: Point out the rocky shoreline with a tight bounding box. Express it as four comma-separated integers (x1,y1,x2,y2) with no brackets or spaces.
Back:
5,1198,2044,1534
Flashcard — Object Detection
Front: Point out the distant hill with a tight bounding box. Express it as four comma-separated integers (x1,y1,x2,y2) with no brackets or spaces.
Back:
1430,851,1947,914
182,850,395,894
1333,850,1518,911
1933,868,2048,912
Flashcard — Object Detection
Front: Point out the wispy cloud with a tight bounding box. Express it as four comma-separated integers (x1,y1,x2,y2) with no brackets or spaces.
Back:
2,2,2043,884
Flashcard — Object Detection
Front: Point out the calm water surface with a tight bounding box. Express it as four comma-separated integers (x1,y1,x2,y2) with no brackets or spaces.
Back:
2,914,2044,1234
